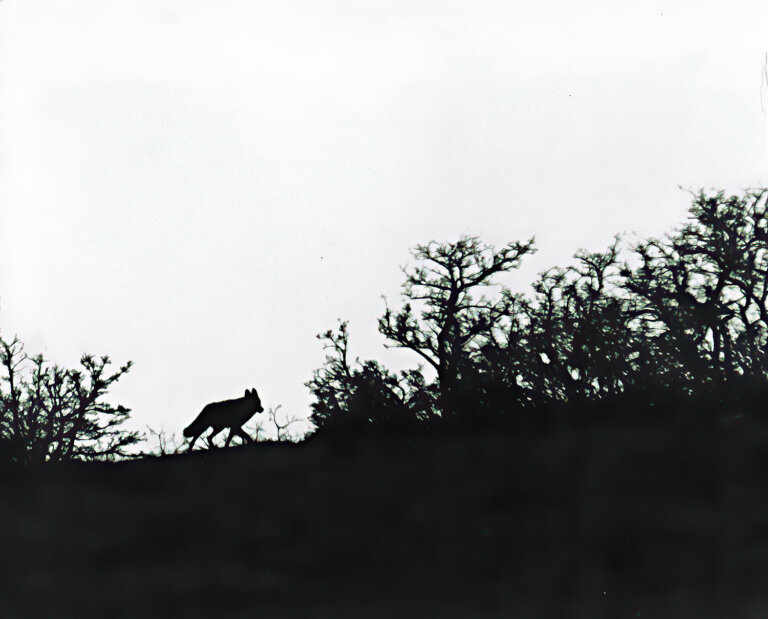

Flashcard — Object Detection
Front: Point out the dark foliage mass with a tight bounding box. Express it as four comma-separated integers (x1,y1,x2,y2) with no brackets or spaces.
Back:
0,336,140,464
308,189,768,432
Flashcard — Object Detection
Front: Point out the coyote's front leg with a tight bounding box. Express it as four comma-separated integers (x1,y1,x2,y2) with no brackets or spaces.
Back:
207,427,224,449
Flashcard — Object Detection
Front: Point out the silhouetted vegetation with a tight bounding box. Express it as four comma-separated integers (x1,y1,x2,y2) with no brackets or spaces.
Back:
308,189,768,433
306,320,438,432
0,333,140,464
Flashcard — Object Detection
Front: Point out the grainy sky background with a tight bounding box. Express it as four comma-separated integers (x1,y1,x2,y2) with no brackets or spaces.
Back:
1,1,766,445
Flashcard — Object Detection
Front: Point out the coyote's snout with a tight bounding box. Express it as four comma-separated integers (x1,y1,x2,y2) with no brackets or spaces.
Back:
184,388,264,450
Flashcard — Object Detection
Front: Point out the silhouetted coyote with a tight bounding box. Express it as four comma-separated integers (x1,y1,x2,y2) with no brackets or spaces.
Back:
183,388,264,450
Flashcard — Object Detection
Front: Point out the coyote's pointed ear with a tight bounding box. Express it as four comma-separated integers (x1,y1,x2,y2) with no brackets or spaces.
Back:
245,389,251,397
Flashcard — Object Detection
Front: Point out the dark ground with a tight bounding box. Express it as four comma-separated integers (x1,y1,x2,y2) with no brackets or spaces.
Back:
1,415,766,618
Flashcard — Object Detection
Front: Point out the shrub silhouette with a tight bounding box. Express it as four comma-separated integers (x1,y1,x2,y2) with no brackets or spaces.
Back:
0,333,140,464
306,322,438,434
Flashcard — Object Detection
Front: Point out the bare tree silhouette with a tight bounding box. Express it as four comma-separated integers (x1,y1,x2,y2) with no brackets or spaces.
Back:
245,404,304,442
378,235,536,418
0,331,140,463
145,425,184,456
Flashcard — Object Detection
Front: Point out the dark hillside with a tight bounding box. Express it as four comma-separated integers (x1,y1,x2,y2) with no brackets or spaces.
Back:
1,416,766,617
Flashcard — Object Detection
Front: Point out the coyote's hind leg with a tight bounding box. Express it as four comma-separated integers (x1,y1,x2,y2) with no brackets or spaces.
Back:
235,427,254,443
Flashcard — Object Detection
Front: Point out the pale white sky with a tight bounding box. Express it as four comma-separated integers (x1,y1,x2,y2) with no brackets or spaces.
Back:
1,0,766,443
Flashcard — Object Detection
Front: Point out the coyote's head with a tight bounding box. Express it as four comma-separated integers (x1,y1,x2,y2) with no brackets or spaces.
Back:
245,387,264,413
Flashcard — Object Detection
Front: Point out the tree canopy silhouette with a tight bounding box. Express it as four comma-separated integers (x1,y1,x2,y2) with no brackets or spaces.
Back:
309,189,768,432
621,189,768,396
378,236,536,419
0,332,140,464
